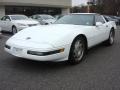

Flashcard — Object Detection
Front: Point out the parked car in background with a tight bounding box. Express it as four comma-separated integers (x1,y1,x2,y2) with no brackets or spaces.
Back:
0,15,40,34
5,13,116,64
110,16,120,25
103,15,119,25
54,15,64,20
30,14,56,25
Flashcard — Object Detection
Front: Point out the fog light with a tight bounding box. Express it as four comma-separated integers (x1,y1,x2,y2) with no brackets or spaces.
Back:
5,45,11,49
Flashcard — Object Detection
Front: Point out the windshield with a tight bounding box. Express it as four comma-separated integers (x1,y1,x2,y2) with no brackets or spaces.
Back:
41,15,54,20
10,15,29,20
54,14,94,26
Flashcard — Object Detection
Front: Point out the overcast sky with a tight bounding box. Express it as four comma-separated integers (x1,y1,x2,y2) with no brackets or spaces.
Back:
72,0,88,6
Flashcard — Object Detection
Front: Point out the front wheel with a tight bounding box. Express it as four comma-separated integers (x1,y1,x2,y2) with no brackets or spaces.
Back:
12,26,17,35
68,36,86,64
106,30,115,46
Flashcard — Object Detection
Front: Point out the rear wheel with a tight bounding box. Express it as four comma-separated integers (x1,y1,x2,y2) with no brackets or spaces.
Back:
12,26,17,35
106,30,115,46
68,36,87,64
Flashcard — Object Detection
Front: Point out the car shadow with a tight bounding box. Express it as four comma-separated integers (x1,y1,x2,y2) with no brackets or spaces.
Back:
11,58,72,73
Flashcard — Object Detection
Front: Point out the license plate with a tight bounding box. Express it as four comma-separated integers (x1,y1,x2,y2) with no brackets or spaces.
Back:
12,47,23,54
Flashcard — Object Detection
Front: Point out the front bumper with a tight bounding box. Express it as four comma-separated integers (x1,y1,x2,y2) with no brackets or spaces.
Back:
5,40,70,61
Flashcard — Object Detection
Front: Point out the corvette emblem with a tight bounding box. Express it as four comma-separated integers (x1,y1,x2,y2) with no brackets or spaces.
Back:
26,37,31,40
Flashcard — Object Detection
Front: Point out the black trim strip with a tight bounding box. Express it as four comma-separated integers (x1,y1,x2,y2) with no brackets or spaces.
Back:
27,49,62,56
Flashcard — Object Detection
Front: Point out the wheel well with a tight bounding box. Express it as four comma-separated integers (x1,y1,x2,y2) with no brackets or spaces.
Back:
11,25,17,34
74,34,88,50
111,27,114,30
111,27,115,36
12,25,16,29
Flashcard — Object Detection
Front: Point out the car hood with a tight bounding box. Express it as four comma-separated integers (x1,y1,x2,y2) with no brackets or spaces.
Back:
9,24,88,47
13,19,39,24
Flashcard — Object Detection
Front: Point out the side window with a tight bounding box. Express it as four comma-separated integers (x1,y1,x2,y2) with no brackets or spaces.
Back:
5,16,11,21
1,16,10,21
104,16,109,22
96,15,105,24
36,16,41,19
1,16,6,21
32,15,37,19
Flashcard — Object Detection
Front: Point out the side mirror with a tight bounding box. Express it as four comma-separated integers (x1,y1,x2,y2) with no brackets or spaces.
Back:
96,22,103,27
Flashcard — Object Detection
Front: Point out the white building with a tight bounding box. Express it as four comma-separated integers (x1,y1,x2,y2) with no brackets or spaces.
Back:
0,0,71,17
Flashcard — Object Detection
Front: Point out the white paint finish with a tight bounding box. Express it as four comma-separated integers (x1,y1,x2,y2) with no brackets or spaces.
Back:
5,14,116,61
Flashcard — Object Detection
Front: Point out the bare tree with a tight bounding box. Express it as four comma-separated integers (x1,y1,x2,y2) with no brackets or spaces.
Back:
96,0,120,15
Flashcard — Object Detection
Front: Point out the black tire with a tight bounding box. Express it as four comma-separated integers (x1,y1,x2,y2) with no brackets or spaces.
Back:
12,26,17,35
68,36,87,64
106,29,115,46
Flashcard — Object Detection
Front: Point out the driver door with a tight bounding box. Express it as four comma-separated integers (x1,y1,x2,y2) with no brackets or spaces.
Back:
0,16,6,31
95,15,108,42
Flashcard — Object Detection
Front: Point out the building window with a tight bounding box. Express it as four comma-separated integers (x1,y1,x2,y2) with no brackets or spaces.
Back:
5,6,61,16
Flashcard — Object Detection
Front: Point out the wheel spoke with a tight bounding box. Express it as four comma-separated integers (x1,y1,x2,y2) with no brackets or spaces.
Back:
73,40,84,60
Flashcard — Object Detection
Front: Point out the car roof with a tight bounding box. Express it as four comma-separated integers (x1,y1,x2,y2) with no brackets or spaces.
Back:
8,15,27,17
34,14,51,16
71,13,98,15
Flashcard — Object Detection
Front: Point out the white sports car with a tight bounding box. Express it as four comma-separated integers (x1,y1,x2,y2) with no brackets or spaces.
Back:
5,13,116,64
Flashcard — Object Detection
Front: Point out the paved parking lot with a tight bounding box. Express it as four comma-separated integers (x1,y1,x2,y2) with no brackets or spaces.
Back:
0,28,120,90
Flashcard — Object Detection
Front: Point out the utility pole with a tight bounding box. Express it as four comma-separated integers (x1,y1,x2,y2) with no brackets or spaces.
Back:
87,0,93,13
87,0,95,13
87,2,90,13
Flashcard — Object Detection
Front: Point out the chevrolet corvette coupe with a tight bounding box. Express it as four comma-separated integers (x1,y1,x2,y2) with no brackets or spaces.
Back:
5,13,116,64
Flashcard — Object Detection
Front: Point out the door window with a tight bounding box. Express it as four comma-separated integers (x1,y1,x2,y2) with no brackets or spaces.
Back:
95,15,105,24
1,16,10,21
5,16,11,21
32,15,37,19
1,16,6,21
36,15,41,19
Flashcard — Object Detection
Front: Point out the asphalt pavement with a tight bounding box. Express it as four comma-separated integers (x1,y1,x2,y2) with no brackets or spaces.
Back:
0,28,120,90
